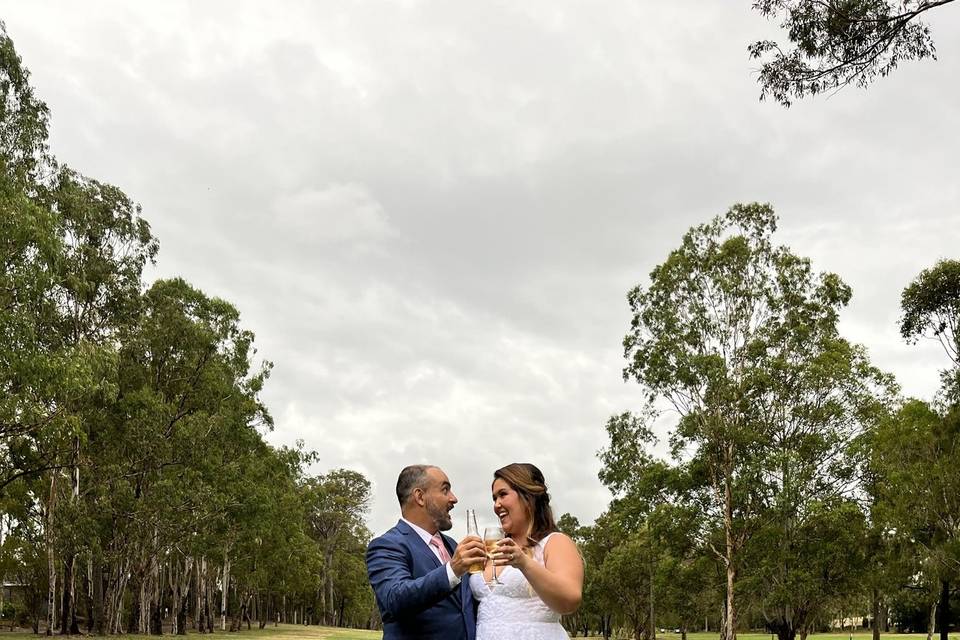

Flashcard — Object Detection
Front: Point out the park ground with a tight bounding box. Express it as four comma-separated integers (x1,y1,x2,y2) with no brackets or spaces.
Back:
1,625,959,640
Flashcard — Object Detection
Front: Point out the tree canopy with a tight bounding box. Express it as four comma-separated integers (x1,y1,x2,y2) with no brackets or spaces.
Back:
750,0,957,106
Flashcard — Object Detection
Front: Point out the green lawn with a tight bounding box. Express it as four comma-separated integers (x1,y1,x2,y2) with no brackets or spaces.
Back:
1,626,958,640
661,636,956,640
0,624,380,640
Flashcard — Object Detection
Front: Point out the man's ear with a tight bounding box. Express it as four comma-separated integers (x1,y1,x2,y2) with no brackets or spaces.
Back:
413,487,426,507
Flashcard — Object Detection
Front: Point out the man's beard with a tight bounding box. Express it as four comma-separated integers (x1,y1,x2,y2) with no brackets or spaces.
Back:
428,503,453,531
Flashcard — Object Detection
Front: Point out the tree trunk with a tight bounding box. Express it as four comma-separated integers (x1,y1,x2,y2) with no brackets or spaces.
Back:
46,473,57,636
193,558,201,631
177,591,189,636
105,557,129,635
939,581,949,640
220,550,230,632
92,557,105,635
723,461,738,640
128,573,142,634
60,437,81,635
872,588,881,640
83,556,94,633
141,570,152,634
203,562,214,633
169,556,193,636
649,554,656,640
199,561,214,634
150,598,162,636
60,554,79,634
927,598,937,640
775,623,797,640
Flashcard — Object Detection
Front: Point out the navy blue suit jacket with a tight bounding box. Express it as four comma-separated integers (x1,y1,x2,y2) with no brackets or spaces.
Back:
366,520,476,640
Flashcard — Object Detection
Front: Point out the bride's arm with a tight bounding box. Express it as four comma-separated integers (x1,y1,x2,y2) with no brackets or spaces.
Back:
499,533,583,614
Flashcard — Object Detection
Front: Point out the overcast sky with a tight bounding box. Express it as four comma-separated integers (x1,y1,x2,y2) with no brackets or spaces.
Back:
3,1,959,536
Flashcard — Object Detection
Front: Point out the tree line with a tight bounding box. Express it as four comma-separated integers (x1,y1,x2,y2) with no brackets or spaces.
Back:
559,206,960,640
0,23,379,635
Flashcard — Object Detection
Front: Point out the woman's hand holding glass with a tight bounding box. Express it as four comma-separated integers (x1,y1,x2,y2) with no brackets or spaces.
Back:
492,536,530,571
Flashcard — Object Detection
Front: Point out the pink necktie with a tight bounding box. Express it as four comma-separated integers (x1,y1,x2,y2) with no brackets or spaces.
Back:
430,533,451,563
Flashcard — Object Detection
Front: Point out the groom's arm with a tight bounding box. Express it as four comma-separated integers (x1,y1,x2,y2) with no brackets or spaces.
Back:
366,535,456,620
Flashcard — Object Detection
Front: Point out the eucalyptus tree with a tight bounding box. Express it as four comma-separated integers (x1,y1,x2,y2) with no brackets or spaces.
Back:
622,203,893,640
596,527,657,640
1,22,159,634
648,502,715,640
882,259,960,640
301,468,372,626
569,519,616,639
870,400,960,640
598,410,717,640
98,277,271,634
557,514,591,637
900,259,960,403
0,20,61,497
750,0,957,106
48,168,158,634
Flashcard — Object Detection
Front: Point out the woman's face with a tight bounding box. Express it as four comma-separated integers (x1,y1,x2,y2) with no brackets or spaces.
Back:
492,478,528,537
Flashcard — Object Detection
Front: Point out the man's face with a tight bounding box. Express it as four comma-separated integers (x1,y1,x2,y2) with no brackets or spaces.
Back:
419,467,458,532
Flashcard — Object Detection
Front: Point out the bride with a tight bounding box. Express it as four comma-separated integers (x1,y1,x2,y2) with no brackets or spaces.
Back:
470,463,583,640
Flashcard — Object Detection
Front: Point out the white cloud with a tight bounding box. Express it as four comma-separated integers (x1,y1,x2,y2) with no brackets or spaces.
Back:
271,183,395,245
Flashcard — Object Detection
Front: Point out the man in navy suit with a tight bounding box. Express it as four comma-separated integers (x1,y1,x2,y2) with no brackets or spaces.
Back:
366,465,487,640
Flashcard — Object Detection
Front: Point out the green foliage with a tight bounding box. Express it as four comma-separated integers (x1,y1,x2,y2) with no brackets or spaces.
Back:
616,203,893,640
900,259,960,402
302,469,374,627
870,401,960,577
749,0,955,106
0,21,51,188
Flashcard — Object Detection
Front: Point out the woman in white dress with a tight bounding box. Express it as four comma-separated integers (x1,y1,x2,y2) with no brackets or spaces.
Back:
470,463,583,640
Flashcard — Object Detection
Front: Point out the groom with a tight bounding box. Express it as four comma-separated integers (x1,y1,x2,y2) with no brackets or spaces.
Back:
366,465,486,640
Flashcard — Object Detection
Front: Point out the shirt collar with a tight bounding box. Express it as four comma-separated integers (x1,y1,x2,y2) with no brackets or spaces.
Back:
401,517,437,546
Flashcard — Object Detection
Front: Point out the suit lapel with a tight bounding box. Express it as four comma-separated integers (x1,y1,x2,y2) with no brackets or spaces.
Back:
396,521,465,606
396,520,441,569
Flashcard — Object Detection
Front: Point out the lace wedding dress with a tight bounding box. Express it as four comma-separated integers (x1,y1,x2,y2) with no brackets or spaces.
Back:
469,533,569,640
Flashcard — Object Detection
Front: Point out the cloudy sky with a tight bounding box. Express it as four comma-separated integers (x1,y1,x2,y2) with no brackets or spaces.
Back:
3,1,958,536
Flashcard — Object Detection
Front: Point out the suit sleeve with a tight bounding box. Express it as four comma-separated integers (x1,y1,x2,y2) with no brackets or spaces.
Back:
366,534,456,620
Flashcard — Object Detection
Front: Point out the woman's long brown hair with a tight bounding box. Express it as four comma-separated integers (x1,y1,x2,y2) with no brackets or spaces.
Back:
494,463,558,544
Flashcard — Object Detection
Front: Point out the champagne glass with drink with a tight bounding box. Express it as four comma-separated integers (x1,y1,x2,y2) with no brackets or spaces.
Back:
466,510,484,574
483,526,505,585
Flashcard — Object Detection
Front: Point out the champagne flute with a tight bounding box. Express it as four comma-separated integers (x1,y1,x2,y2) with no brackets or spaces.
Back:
483,526,505,585
466,510,484,574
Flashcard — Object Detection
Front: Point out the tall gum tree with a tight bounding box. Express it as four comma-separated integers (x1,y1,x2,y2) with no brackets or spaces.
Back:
900,259,960,403
622,203,893,640
878,259,960,640
869,400,960,640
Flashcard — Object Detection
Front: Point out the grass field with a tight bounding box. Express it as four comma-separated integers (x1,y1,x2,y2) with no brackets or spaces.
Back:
0,625,958,640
